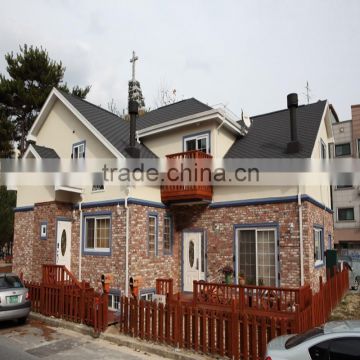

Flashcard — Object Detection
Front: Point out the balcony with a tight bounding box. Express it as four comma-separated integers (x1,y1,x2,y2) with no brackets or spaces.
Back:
161,150,213,204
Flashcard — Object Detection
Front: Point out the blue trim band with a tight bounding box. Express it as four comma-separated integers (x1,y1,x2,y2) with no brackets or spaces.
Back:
14,205,34,212
210,194,333,214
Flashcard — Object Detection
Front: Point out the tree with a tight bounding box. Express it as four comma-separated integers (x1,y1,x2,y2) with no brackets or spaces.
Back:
107,98,123,117
0,45,91,155
0,109,14,158
0,186,16,256
154,81,178,108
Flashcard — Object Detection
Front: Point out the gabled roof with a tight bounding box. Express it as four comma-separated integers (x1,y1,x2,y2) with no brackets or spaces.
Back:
137,98,212,130
32,144,59,158
59,91,157,158
225,100,328,158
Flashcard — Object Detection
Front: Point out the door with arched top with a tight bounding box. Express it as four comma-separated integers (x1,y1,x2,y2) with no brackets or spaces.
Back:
56,220,72,269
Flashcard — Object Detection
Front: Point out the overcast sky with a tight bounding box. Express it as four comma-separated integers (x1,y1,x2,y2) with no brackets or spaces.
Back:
0,0,359,120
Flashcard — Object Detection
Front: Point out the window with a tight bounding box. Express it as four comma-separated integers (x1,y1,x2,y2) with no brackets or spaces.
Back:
40,222,47,240
148,214,158,256
321,140,326,159
184,132,210,153
84,215,111,254
286,327,324,349
237,228,277,286
338,208,355,221
335,143,351,157
314,227,324,266
140,289,155,301
92,173,104,192
72,141,86,159
108,291,120,311
329,337,360,360
163,216,173,255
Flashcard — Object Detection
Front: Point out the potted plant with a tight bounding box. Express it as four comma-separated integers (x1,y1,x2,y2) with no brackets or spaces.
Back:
239,273,246,286
220,265,233,284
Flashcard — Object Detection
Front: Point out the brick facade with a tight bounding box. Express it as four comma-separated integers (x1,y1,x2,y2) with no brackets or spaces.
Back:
13,199,333,294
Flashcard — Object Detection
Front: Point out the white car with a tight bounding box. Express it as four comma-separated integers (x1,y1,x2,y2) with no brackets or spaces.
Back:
265,320,360,360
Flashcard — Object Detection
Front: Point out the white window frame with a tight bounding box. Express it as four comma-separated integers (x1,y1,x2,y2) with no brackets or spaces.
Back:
148,214,158,256
140,290,155,302
84,215,111,253
183,132,210,153
108,293,120,311
163,216,172,255
235,227,278,286
337,207,355,222
314,227,324,267
72,141,85,159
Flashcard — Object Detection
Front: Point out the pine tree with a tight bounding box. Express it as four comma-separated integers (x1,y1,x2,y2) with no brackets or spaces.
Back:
0,45,91,155
0,109,14,158
0,186,16,256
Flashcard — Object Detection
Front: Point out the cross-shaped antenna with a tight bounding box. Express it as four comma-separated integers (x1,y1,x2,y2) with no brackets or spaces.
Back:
130,51,138,82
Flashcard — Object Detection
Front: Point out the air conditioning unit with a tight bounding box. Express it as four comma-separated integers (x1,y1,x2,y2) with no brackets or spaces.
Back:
153,294,166,305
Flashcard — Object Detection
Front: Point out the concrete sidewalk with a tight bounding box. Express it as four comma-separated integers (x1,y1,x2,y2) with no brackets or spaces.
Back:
29,312,210,360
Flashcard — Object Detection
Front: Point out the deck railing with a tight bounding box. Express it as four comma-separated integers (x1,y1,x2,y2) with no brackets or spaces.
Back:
161,150,213,203
120,267,349,360
24,265,107,333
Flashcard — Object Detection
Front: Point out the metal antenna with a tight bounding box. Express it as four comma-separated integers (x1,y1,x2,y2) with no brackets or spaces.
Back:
304,81,311,104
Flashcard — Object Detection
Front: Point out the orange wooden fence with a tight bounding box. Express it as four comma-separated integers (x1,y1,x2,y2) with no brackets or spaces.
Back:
24,265,108,333
121,267,349,360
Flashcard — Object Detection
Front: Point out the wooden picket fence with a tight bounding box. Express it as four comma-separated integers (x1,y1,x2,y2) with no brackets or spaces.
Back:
120,267,349,360
24,265,108,333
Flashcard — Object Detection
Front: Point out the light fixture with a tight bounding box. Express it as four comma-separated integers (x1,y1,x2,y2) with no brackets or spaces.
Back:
116,203,121,216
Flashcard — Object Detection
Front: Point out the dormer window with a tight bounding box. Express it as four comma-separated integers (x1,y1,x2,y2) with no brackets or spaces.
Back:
72,141,86,159
183,132,210,153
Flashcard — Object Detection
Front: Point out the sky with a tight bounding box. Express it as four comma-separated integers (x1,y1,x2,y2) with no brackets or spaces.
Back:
0,0,359,120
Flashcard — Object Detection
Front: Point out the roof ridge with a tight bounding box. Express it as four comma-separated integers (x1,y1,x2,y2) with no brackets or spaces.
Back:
250,100,327,120
57,88,125,120
145,97,211,114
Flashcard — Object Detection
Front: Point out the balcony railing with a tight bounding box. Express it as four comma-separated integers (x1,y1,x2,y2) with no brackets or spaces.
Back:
161,150,213,204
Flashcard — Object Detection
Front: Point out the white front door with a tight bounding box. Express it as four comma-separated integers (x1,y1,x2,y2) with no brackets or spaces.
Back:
183,231,205,292
56,220,72,269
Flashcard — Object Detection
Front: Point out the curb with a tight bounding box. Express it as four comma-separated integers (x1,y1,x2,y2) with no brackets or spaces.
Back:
29,312,209,360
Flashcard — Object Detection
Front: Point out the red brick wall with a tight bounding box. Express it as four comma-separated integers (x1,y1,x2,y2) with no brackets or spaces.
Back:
13,199,333,294
171,200,333,292
128,204,179,292
13,210,34,280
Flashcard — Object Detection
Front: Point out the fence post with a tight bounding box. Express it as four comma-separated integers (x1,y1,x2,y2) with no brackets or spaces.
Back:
239,285,245,312
80,281,86,323
231,299,239,360
193,280,197,306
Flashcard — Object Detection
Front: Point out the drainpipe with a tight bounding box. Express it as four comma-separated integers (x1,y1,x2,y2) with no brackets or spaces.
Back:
78,196,83,281
298,189,304,286
125,187,130,297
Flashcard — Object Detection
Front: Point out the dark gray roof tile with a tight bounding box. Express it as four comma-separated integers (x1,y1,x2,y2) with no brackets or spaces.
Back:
225,101,327,158
32,144,59,158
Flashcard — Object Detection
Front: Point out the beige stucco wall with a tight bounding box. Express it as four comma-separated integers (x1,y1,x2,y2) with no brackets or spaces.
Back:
36,100,114,159
141,120,236,159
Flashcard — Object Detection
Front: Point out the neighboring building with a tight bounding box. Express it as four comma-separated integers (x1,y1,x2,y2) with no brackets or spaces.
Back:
13,88,336,300
332,104,360,255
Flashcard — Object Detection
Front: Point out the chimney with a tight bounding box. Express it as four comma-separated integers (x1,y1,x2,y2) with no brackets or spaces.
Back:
125,100,140,158
286,93,300,153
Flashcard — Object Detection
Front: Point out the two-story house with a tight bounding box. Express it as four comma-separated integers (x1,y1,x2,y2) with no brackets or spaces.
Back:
13,88,336,302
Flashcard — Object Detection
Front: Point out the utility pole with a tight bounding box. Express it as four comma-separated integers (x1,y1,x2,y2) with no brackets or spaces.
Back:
305,81,311,104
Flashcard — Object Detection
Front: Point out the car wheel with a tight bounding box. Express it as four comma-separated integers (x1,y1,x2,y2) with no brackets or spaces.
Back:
18,317,27,325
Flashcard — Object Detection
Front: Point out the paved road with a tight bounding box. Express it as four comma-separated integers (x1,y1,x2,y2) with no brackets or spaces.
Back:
0,319,164,360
